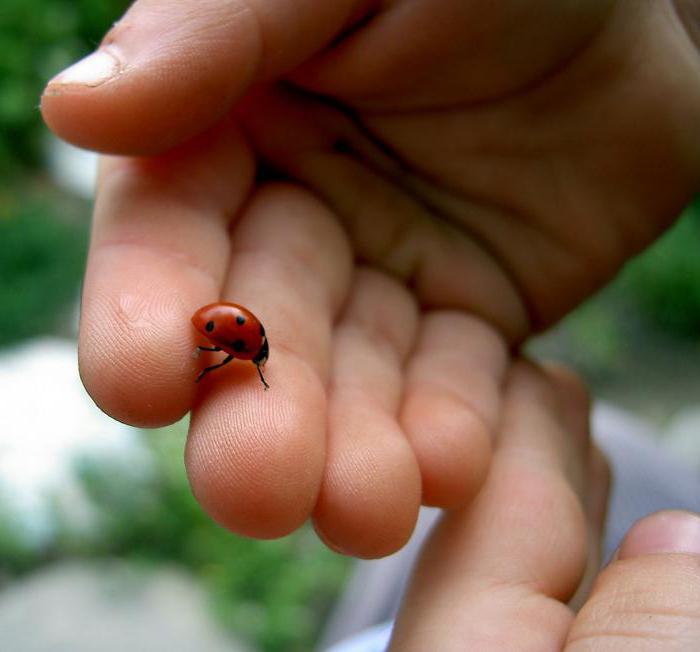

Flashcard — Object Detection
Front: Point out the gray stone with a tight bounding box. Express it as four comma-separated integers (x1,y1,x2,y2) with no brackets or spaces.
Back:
0,561,253,652
664,405,700,472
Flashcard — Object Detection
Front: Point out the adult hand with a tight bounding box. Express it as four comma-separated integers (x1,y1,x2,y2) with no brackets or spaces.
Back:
40,1,700,556
390,362,700,651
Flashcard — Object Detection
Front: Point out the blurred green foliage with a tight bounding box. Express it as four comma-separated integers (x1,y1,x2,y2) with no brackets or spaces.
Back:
620,197,700,336
49,422,350,652
0,424,349,652
0,189,89,345
0,505,41,579
0,0,128,176
534,199,700,382
0,0,128,343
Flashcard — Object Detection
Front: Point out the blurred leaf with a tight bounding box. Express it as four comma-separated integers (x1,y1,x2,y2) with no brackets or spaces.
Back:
0,190,89,345
620,199,700,336
0,0,129,175
48,422,351,652
0,500,39,577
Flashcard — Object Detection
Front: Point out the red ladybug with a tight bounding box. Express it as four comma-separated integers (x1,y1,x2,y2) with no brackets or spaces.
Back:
191,302,269,389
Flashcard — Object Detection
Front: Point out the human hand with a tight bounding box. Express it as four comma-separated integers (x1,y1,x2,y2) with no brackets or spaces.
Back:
40,1,700,556
390,362,700,651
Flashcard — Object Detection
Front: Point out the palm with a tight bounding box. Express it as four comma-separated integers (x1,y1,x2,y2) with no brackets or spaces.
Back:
43,0,700,557
245,0,697,334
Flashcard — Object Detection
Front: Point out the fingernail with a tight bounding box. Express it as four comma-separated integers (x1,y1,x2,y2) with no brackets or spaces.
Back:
47,50,121,89
619,510,700,559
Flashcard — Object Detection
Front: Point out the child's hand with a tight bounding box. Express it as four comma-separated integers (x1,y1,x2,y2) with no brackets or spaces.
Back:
391,362,700,652
41,0,700,556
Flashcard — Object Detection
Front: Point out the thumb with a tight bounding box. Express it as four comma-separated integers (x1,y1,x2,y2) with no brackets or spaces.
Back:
567,510,700,651
41,0,363,154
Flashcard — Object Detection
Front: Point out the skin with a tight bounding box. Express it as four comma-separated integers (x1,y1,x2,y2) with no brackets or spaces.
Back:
41,0,700,556
390,362,700,651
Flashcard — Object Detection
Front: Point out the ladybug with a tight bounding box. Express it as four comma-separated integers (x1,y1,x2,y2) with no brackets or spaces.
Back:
191,302,269,389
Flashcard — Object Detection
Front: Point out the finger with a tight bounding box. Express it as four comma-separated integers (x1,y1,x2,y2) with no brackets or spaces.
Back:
567,510,700,651
540,363,611,534
568,443,611,611
543,362,595,500
543,363,610,610
399,312,507,507
186,184,353,538
290,0,612,109
544,363,592,447
41,0,368,154
313,269,422,559
390,361,590,651
587,444,611,540
79,116,254,426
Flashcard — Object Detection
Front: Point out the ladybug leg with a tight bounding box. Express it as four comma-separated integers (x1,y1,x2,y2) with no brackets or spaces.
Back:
197,346,221,352
196,354,234,383
256,363,270,390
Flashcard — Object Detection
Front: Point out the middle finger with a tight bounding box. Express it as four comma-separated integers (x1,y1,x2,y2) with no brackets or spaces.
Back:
186,183,352,539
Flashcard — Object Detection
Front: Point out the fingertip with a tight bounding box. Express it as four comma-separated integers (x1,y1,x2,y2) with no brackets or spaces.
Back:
41,68,235,155
619,510,700,559
79,355,194,428
40,0,258,155
402,390,492,508
569,511,700,649
186,361,327,539
313,434,421,558
79,289,197,428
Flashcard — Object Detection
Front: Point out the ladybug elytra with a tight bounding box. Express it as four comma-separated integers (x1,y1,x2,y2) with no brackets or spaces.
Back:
191,302,269,389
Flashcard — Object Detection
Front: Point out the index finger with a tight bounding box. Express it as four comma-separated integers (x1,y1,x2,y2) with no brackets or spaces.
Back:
79,116,254,426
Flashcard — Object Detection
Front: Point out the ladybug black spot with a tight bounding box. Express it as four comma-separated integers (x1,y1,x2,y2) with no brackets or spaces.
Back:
205,321,215,333
260,324,265,336
232,339,246,352
236,315,246,326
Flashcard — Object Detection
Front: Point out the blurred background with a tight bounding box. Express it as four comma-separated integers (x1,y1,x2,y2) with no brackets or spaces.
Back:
1,1,700,651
